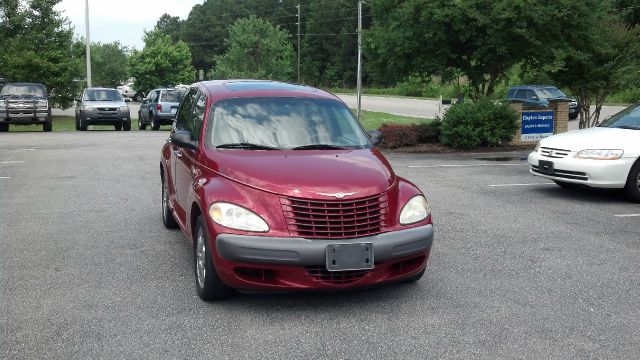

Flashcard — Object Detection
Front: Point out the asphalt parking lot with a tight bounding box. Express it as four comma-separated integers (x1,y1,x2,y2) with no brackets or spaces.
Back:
1,132,639,359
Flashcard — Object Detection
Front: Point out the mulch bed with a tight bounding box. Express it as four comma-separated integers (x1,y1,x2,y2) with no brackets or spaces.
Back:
382,143,536,153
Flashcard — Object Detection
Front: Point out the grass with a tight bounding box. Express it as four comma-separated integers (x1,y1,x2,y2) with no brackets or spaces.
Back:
356,110,433,131
8,116,171,132
6,111,429,133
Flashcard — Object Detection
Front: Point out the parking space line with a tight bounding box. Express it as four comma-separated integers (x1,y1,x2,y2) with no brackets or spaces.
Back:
0,161,25,165
0,177,10,179
489,183,555,187
409,163,526,168
614,214,640,218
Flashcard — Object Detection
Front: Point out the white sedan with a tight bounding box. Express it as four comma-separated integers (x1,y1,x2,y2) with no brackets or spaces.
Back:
528,104,640,201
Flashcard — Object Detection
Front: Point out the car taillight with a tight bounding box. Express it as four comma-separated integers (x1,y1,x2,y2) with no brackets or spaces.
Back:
156,104,162,111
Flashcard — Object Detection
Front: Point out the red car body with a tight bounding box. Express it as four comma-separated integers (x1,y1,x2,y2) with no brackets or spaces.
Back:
161,80,434,298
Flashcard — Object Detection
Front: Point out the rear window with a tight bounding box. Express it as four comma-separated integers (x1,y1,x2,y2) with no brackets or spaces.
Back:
160,90,184,103
0,84,47,98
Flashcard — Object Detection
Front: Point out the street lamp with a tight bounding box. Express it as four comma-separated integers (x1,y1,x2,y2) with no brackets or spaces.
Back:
85,0,92,87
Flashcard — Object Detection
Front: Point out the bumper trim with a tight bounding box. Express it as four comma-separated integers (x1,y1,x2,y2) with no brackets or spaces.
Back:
216,224,434,266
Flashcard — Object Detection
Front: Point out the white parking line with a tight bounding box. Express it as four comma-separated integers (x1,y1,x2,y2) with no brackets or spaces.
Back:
614,214,640,218
0,148,36,152
489,183,555,187
0,177,10,179
0,161,25,165
409,163,526,168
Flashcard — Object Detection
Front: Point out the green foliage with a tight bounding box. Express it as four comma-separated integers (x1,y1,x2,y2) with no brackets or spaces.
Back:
129,32,195,93
0,0,82,108
214,16,294,81
439,98,517,149
608,87,640,104
90,42,130,88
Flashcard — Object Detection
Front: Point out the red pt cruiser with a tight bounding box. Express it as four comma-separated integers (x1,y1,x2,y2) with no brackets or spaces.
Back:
161,80,434,300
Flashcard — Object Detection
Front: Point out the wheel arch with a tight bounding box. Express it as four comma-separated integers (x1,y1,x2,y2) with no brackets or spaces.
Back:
190,202,203,242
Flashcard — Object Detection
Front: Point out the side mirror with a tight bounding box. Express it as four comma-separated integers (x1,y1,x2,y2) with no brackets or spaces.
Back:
367,130,384,147
170,130,197,151
531,95,539,101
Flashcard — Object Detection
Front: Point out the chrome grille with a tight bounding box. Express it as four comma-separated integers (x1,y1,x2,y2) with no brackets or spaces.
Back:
97,107,117,111
540,147,571,159
280,195,388,239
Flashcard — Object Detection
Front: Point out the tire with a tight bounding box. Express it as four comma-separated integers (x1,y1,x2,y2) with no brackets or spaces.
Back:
123,118,131,131
43,120,52,132
162,177,179,229
194,216,234,301
151,115,160,131
624,161,640,203
138,116,146,130
79,118,88,131
114,123,122,131
0,124,8,132
75,115,80,131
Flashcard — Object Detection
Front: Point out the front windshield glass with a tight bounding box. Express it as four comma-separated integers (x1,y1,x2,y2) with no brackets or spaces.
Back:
600,104,640,129
0,84,46,98
83,89,122,102
207,97,370,150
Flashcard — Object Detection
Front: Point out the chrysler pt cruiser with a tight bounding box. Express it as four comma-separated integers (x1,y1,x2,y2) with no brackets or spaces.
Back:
160,80,434,300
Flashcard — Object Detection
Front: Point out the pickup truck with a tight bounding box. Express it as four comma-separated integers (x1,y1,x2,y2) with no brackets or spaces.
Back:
0,82,52,132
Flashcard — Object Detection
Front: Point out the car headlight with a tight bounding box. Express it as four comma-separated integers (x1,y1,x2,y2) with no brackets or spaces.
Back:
120,106,128,111
36,100,48,110
83,105,94,111
535,142,541,152
208,202,269,232
575,149,623,160
399,195,431,225
0,100,5,107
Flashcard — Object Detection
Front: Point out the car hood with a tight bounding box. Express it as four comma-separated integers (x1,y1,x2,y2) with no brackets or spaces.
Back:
540,127,640,154
205,149,396,199
84,101,127,108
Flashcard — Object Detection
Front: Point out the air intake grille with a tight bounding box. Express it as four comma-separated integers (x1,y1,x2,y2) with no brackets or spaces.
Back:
280,195,388,239
305,266,370,284
540,147,571,159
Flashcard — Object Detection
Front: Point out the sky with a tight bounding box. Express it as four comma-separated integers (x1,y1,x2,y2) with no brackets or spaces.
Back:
55,0,203,50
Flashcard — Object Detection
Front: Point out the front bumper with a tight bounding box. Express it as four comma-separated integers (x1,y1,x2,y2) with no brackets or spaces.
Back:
80,110,130,124
0,111,51,124
528,151,635,188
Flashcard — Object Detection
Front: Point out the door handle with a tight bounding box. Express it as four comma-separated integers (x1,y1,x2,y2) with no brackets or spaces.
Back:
173,150,183,158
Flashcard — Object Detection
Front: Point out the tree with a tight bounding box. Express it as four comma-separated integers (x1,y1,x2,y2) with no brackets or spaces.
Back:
214,16,294,81
128,31,195,93
89,42,130,88
548,16,640,128
0,0,82,108
366,0,601,99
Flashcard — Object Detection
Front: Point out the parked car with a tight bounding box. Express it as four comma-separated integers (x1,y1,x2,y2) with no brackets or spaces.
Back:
138,88,185,130
117,83,145,102
75,88,131,131
0,82,52,132
528,102,640,201
507,85,579,119
161,80,435,300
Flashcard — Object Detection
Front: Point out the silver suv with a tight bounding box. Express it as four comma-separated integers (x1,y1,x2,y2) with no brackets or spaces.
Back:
75,88,131,131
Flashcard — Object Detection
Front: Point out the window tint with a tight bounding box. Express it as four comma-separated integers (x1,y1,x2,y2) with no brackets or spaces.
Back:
175,88,197,132
83,89,122,102
190,91,207,140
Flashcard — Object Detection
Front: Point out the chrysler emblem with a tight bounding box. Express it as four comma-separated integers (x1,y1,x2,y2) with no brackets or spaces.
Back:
317,192,358,199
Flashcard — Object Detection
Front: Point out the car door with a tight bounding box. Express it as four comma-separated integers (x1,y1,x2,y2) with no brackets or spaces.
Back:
170,88,199,223
174,89,207,220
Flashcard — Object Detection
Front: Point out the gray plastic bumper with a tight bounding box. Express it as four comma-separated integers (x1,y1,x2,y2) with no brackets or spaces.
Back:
216,224,434,266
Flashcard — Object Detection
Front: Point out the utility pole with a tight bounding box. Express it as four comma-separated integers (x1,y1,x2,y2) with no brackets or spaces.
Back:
356,0,363,120
85,0,92,88
297,4,301,83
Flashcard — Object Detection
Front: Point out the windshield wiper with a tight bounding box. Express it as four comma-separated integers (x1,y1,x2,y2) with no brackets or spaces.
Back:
216,143,281,150
291,144,347,150
611,125,640,130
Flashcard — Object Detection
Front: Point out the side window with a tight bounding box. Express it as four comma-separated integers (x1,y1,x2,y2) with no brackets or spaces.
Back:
514,89,525,99
189,91,207,141
507,88,517,98
525,90,538,101
175,88,197,132
154,90,161,103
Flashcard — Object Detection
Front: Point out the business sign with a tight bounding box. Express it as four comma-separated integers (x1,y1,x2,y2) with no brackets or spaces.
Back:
521,111,554,141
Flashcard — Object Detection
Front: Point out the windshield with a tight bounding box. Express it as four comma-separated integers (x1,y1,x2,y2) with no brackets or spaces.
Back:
207,97,371,150
599,103,640,129
160,90,184,103
83,89,123,102
542,87,566,99
0,84,47,98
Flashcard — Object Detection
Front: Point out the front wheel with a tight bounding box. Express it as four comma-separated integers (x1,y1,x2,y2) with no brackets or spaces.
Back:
624,161,640,202
79,118,87,131
151,116,160,131
123,118,131,131
0,124,8,132
114,123,122,131
138,116,146,130
194,216,234,301
43,120,52,132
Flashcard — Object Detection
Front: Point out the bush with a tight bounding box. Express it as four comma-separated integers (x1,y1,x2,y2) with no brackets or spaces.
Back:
378,122,441,149
439,98,518,149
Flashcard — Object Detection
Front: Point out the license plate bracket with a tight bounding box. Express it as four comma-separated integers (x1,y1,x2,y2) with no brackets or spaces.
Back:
539,160,554,175
326,243,374,272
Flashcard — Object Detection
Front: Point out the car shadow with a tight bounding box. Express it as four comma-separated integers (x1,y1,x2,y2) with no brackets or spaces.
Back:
532,184,632,204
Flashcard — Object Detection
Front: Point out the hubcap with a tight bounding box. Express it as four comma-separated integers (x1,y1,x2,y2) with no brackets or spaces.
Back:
196,229,206,288
636,173,640,191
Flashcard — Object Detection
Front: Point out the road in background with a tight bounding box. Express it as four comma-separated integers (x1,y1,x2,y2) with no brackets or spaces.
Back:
1,132,639,359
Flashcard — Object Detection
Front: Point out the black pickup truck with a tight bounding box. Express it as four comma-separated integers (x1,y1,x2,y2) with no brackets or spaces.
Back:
0,82,53,132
